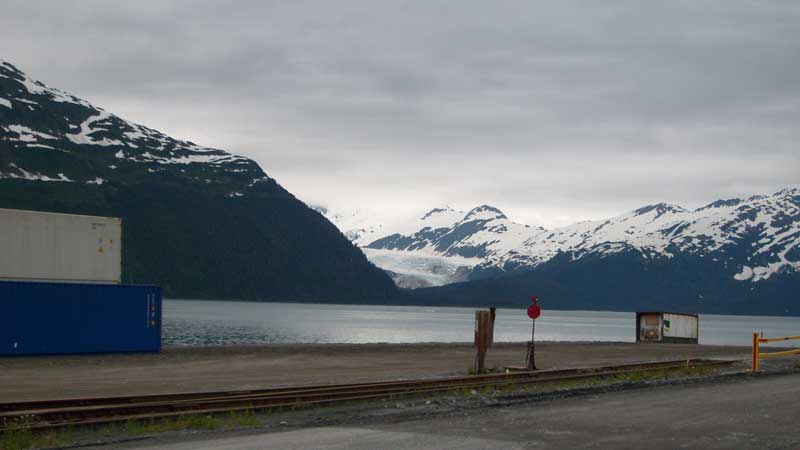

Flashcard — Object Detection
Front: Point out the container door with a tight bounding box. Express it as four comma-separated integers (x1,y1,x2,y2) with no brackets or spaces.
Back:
639,314,661,341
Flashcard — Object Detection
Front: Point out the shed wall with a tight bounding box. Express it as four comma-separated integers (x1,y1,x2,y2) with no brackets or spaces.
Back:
662,313,698,339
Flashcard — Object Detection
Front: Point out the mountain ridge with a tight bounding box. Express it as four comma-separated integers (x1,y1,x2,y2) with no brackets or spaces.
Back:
322,189,800,297
0,59,398,302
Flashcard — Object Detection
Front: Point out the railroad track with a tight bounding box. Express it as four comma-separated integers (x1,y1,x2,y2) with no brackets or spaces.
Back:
0,358,736,431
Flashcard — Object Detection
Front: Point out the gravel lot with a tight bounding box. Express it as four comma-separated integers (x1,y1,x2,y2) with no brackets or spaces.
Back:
0,341,751,401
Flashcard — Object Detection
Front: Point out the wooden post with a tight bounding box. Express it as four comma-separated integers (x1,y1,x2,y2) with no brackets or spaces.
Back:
474,310,494,373
489,307,496,345
751,332,760,373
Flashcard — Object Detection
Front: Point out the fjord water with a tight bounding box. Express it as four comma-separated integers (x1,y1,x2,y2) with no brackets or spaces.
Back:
163,300,798,347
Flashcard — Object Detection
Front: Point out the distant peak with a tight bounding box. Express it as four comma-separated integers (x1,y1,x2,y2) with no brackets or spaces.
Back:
774,187,800,197
696,198,742,211
0,59,24,80
464,205,507,221
420,206,456,220
633,202,686,217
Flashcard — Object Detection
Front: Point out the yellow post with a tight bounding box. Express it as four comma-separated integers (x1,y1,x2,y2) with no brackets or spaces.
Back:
751,332,760,372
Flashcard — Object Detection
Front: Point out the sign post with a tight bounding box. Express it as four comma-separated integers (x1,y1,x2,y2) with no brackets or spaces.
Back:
526,296,541,370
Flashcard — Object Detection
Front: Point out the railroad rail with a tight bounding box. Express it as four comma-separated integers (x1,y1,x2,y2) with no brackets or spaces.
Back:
0,358,735,431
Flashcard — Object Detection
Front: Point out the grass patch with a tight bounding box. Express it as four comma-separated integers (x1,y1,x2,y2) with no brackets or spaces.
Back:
0,428,75,450
123,415,217,436
220,410,261,428
608,365,715,384
467,366,503,375
545,365,714,389
457,365,719,398
0,410,266,450
0,428,35,450
0,415,69,450
122,411,264,436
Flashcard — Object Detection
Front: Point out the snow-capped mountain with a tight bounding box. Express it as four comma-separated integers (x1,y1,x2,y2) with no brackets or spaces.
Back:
0,59,397,302
0,59,266,192
325,190,799,291
478,190,800,283
367,205,544,259
320,205,514,287
355,205,543,287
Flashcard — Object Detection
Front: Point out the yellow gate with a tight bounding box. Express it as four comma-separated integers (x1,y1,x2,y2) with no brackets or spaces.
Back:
750,332,800,372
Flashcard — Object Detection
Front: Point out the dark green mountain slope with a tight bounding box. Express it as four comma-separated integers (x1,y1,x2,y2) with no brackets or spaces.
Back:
0,60,397,302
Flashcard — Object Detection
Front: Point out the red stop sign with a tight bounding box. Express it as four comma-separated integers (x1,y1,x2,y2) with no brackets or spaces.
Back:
527,304,541,320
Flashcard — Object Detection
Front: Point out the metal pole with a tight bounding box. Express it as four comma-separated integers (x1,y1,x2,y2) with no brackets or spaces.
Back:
527,319,536,370
532,319,536,369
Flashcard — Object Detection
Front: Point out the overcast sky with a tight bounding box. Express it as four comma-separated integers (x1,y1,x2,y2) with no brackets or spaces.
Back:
2,1,799,227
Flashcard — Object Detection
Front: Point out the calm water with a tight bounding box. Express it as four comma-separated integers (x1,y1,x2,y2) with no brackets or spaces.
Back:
163,300,799,347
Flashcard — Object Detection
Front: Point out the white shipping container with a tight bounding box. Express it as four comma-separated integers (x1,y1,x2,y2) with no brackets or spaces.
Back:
0,208,121,284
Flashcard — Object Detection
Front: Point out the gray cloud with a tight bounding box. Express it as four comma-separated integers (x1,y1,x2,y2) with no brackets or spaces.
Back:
2,0,799,226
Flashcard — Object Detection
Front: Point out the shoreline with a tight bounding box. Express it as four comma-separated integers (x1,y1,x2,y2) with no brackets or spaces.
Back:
163,298,800,318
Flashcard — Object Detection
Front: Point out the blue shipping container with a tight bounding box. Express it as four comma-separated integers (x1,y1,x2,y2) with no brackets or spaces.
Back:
0,281,161,356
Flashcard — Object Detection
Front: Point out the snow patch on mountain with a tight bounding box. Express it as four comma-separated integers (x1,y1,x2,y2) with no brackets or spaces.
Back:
5,124,58,142
24,143,60,150
0,163,73,182
67,110,125,146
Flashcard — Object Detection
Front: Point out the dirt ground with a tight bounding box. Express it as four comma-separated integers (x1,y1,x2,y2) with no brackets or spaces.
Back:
0,342,751,402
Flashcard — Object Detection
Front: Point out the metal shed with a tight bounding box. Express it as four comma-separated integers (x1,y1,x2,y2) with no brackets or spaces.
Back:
636,312,698,344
